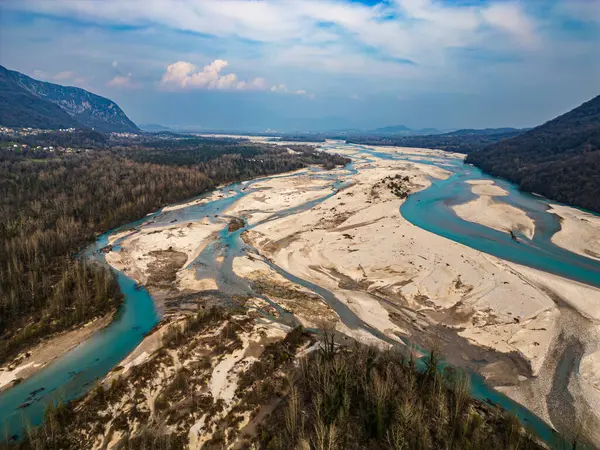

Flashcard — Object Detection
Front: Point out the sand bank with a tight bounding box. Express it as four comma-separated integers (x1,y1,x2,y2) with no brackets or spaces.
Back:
0,313,114,392
549,204,600,261
105,218,224,287
231,146,600,439
453,179,535,239
241,153,554,371
225,172,336,226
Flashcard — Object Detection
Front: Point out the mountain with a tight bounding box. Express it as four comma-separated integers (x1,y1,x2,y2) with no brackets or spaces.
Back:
0,70,80,130
0,65,140,133
369,125,442,135
372,124,412,134
445,127,527,137
140,123,173,132
466,95,600,213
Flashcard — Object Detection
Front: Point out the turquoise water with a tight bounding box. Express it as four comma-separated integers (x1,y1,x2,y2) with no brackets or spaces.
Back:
1,145,598,447
0,230,159,440
400,161,600,289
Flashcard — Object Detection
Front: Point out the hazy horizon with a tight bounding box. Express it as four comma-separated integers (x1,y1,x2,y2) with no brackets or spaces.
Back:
1,0,599,132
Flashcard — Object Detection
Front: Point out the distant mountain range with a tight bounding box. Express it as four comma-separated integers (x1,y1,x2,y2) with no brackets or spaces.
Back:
140,123,173,132
328,125,528,137
467,94,600,213
368,125,442,135
0,65,139,133
443,127,528,137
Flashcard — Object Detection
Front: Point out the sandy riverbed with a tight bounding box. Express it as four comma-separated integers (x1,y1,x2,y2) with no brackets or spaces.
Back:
232,145,600,439
160,188,237,213
106,218,225,287
101,144,600,442
549,204,600,261
453,179,535,239
241,152,554,368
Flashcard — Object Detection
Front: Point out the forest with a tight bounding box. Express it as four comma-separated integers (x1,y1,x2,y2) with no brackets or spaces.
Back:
0,138,349,365
467,94,600,213
346,129,524,154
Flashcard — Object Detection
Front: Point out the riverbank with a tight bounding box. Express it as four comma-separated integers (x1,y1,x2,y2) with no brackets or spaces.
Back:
239,150,553,365
549,204,600,261
0,312,115,393
12,307,546,450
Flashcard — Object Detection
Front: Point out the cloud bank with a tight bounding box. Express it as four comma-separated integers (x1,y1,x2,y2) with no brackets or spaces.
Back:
161,59,311,97
2,0,598,130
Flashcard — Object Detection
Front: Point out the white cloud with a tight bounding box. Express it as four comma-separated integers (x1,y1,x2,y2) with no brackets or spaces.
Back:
161,59,311,96
161,60,259,90
270,83,287,93
6,0,541,64
482,2,539,47
53,70,75,81
555,0,600,25
5,0,596,107
38,70,86,86
32,69,48,80
107,72,135,88
270,83,314,98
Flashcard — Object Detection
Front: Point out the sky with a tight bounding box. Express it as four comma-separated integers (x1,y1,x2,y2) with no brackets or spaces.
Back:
0,0,599,132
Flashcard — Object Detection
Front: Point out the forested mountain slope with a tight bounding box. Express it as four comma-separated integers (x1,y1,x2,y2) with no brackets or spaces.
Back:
347,128,524,154
0,66,139,132
466,95,600,213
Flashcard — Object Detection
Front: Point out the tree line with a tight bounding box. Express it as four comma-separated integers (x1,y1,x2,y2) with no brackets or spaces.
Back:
346,130,524,154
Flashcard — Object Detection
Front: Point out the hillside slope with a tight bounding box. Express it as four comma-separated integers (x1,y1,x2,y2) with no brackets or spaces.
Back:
347,128,524,153
466,95,600,213
0,65,139,133
0,71,81,129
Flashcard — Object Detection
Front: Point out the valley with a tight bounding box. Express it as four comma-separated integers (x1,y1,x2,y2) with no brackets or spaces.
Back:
2,140,599,448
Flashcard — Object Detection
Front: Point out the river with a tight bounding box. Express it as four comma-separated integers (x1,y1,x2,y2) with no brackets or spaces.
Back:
1,142,599,447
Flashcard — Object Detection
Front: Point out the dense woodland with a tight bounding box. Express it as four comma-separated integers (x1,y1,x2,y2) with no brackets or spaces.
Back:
467,94,600,213
0,138,348,365
259,337,546,450
346,129,524,154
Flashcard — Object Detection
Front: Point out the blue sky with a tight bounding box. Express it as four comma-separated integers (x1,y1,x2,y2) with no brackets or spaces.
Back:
1,0,599,132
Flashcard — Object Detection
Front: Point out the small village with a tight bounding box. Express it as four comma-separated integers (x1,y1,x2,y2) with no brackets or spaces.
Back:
0,126,100,153
1,142,88,153
0,125,77,136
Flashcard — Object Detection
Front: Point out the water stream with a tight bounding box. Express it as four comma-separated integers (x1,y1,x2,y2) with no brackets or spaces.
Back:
1,143,599,447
